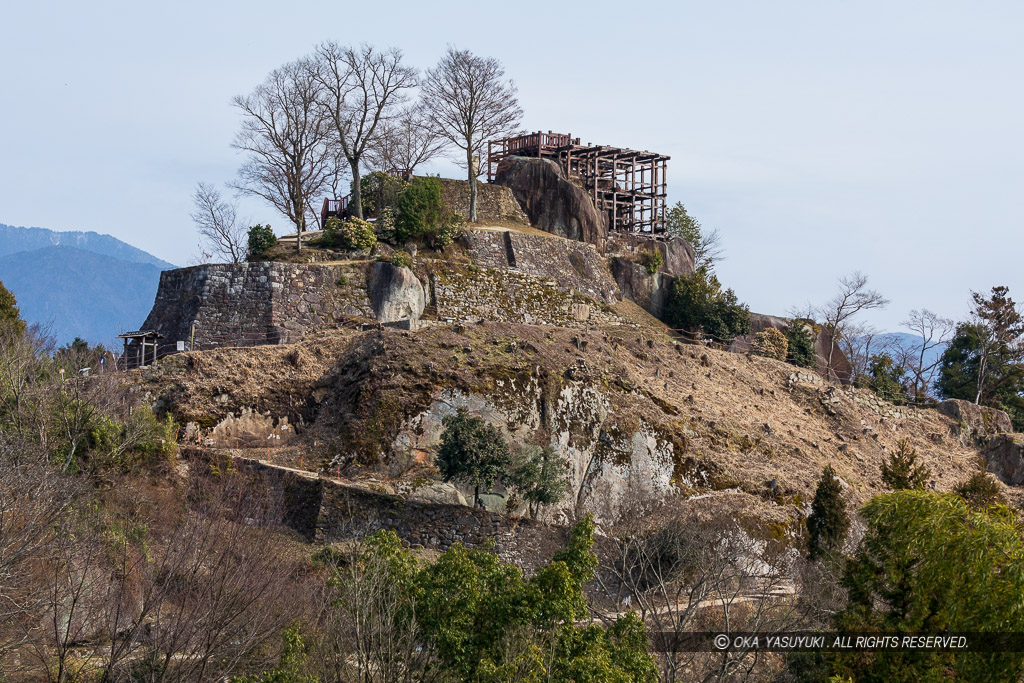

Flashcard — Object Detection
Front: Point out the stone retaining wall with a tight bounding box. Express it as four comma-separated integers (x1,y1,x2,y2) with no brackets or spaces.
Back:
462,228,619,303
233,456,568,569
432,266,621,328
141,262,372,352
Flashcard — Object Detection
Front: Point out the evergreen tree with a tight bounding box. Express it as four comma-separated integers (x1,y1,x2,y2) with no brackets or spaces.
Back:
436,408,510,506
880,440,930,491
506,445,569,519
937,318,1024,430
807,465,849,560
955,471,1006,510
865,353,907,405
0,280,25,338
785,321,817,368
665,202,723,271
663,266,751,343
833,492,1024,681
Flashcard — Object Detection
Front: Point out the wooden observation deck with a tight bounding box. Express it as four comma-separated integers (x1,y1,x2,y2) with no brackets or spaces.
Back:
487,131,670,234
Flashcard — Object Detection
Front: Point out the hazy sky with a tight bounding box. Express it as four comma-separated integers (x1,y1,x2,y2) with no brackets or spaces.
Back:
1,0,1021,331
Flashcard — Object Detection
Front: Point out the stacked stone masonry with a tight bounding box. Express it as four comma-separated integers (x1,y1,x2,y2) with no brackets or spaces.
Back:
432,267,621,329
461,228,619,303
141,262,374,352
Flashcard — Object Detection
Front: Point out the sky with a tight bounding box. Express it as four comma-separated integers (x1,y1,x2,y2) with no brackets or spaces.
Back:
1,0,1021,332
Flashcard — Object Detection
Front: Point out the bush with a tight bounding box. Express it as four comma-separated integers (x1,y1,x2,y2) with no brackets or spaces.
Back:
638,249,664,275
432,213,465,249
881,439,930,491
246,224,276,260
389,250,413,269
355,170,407,218
956,471,1006,510
865,353,906,404
750,327,788,361
807,465,849,560
330,217,377,251
395,176,443,242
834,492,1024,681
786,321,817,368
663,266,751,343
375,207,397,243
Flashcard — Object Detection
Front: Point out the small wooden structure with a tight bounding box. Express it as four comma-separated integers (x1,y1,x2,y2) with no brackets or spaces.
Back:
320,196,351,227
487,131,670,234
117,330,164,369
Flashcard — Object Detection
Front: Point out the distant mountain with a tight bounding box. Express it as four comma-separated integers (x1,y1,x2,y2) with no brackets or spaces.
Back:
0,223,176,270
0,246,165,346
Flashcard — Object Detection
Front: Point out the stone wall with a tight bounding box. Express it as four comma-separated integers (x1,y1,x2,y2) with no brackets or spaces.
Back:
233,456,569,569
461,228,619,303
139,261,432,353
432,266,620,328
439,178,529,224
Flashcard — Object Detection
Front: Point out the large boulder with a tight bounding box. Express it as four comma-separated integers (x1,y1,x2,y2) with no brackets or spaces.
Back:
937,399,1013,439
609,257,675,317
493,156,608,248
367,262,425,324
982,434,1024,485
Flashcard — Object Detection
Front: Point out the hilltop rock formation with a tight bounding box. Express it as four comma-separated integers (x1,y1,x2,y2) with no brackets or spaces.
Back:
494,157,608,248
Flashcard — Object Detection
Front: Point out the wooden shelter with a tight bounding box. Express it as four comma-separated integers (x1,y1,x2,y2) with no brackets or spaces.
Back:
117,330,164,369
487,131,670,234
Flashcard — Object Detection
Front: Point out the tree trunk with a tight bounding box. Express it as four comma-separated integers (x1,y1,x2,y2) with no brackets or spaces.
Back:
467,148,478,223
351,162,363,220
295,202,304,253
474,484,479,508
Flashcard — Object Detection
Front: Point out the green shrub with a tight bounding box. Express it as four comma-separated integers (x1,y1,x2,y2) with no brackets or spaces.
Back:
355,170,407,218
395,176,443,242
750,327,788,361
432,213,465,249
833,492,1024,681
956,471,1006,510
785,321,817,368
376,207,397,243
881,439,930,491
864,353,907,404
322,216,342,246
663,266,751,343
335,217,377,251
389,250,413,269
246,224,276,260
638,249,664,275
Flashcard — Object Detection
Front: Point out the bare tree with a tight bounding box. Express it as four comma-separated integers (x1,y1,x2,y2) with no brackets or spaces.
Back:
191,183,246,264
312,42,417,220
596,511,802,682
231,58,334,252
815,272,889,380
422,47,523,223
839,320,880,385
897,309,954,401
366,103,447,175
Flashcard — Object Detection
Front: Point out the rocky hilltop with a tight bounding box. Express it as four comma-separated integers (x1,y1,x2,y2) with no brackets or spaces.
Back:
129,160,1023,563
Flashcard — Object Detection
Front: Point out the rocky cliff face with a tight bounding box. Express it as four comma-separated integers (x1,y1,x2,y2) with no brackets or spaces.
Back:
494,157,609,248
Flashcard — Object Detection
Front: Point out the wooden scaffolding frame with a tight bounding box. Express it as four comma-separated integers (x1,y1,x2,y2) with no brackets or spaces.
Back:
487,131,670,234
